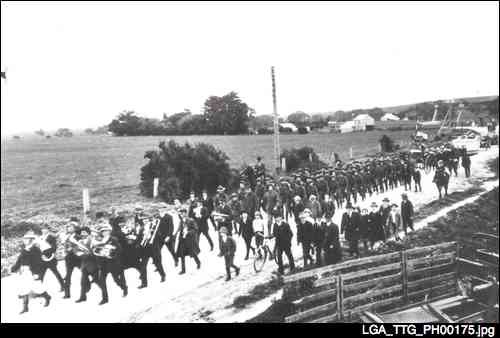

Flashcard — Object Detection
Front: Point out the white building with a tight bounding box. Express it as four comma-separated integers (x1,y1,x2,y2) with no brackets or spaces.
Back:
279,122,298,132
353,114,375,127
381,113,400,121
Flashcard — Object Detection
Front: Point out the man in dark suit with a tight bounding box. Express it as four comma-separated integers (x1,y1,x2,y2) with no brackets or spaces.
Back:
341,203,360,258
400,193,414,236
297,210,315,267
322,218,342,265
37,225,65,292
201,189,216,231
461,148,471,178
272,214,295,275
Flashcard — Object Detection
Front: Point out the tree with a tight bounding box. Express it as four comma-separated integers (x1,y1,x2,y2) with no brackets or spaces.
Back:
35,129,45,136
108,111,143,136
379,134,395,153
310,113,327,129
140,140,237,201
55,128,73,137
287,111,310,126
203,92,250,134
84,128,94,135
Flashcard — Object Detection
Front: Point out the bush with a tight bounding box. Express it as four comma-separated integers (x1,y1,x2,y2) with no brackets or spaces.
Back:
257,128,273,135
379,134,396,153
297,127,309,134
280,147,326,172
140,140,238,202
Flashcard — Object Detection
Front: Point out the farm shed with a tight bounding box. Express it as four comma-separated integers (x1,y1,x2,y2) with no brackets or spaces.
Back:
381,113,400,121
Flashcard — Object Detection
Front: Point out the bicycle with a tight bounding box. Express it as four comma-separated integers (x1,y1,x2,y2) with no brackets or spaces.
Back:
253,232,279,273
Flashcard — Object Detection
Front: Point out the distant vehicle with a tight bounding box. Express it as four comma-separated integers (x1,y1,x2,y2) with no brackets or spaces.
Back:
450,133,481,155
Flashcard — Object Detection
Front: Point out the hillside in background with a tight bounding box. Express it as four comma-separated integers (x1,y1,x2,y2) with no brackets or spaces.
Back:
311,95,499,123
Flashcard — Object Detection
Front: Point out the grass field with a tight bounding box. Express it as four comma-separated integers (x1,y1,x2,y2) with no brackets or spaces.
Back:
1,130,414,224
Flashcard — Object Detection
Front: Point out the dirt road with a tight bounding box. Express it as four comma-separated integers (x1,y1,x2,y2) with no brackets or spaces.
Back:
1,147,498,323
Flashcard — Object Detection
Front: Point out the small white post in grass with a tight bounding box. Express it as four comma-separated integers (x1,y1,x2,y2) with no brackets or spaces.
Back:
350,147,353,159
153,177,159,199
378,143,382,152
281,157,287,172
82,188,90,215
309,153,313,162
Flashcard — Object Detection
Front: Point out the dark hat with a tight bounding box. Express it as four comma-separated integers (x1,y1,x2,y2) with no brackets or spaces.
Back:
401,193,408,198
78,226,91,234
371,202,378,207
346,202,353,209
383,197,390,202
391,203,398,208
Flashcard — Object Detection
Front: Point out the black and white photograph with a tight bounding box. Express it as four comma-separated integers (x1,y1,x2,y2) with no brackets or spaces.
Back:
1,1,499,325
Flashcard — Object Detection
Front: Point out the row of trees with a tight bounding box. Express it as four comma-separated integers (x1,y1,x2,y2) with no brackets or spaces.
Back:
109,94,498,137
108,92,252,136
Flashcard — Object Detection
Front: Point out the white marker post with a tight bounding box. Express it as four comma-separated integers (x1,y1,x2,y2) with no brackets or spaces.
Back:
82,188,90,221
281,157,287,172
350,147,353,159
153,177,159,199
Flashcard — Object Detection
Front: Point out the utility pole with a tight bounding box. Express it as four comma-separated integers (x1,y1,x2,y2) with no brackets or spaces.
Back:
271,66,280,175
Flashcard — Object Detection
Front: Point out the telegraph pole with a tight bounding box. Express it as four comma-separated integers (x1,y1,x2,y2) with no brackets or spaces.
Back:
271,66,280,175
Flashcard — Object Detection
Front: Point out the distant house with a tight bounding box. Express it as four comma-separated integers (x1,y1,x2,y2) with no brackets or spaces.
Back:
381,113,400,121
352,114,375,131
279,122,298,132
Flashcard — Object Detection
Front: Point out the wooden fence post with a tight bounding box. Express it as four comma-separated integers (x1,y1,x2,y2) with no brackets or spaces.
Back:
281,157,287,172
455,241,460,293
349,147,353,159
336,274,343,321
401,250,408,304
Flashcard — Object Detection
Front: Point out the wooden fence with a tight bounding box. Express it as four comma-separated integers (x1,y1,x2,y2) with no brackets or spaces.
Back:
283,242,459,323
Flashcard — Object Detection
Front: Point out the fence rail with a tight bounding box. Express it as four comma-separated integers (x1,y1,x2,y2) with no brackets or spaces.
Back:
284,242,460,323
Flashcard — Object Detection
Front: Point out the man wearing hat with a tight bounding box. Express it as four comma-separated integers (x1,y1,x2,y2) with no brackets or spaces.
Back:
297,210,315,267
241,185,259,221
11,231,52,314
255,156,266,181
272,214,295,275
187,191,197,218
306,195,322,223
36,224,65,292
379,197,392,231
400,193,415,236
322,216,342,265
218,226,240,281
368,202,386,246
229,192,242,234
262,183,279,234
193,199,214,251
176,208,201,275
200,189,216,231
386,203,402,240
461,148,471,178
341,202,361,258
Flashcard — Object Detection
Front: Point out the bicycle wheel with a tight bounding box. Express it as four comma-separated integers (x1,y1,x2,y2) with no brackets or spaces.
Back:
253,246,268,273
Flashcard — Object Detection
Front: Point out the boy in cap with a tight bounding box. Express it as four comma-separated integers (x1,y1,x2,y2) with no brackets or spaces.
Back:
218,226,240,281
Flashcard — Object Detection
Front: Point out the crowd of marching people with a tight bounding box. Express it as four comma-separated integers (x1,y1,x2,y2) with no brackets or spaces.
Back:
10,143,473,314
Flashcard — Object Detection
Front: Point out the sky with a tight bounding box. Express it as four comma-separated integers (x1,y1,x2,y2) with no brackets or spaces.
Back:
1,1,499,135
